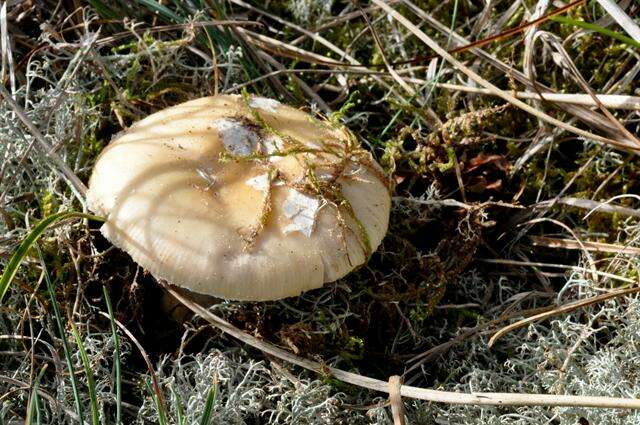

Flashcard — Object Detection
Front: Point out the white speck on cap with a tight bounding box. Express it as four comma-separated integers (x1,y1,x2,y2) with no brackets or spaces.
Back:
249,96,281,113
282,189,321,237
212,118,258,156
262,134,284,154
315,169,334,182
245,173,270,192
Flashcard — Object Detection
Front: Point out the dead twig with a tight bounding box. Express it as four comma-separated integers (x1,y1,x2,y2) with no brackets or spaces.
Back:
478,257,636,284
372,0,638,153
488,286,640,348
97,312,167,414
388,375,405,425
536,197,640,218
531,236,640,256
164,282,640,409
434,83,640,110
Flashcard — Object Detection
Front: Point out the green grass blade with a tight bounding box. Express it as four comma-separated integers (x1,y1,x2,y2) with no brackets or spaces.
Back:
37,246,85,423
135,0,182,22
551,15,640,49
35,393,41,425
102,286,122,425
199,382,218,425
25,364,48,425
171,388,185,425
0,211,104,304
86,0,119,19
145,378,167,425
70,322,101,425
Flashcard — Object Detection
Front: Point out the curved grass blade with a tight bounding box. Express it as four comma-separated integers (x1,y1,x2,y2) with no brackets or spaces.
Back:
171,388,185,425
37,246,85,423
135,0,181,22
199,382,218,425
103,286,122,425
145,378,167,425
0,211,104,304
86,0,119,19
25,364,48,425
551,15,640,49
70,322,101,425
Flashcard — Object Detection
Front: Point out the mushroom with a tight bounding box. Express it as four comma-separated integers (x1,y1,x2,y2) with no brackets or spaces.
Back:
87,94,390,301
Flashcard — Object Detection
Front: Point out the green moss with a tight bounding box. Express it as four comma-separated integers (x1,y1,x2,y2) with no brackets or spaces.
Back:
329,90,359,126
38,191,58,218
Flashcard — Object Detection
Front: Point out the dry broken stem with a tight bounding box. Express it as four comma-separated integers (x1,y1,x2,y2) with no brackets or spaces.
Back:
488,286,640,348
165,283,640,410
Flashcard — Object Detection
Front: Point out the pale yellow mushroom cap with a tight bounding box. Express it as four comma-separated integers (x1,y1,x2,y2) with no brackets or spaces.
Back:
87,94,391,301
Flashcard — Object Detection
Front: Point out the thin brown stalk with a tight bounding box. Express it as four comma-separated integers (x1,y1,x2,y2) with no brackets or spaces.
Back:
255,51,332,113
354,1,416,96
372,0,636,153
403,0,634,146
164,283,640,409
238,28,352,67
488,286,640,348
536,197,640,218
433,83,640,110
389,0,586,66
530,236,640,255
477,258,636,284
98,312,167,414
